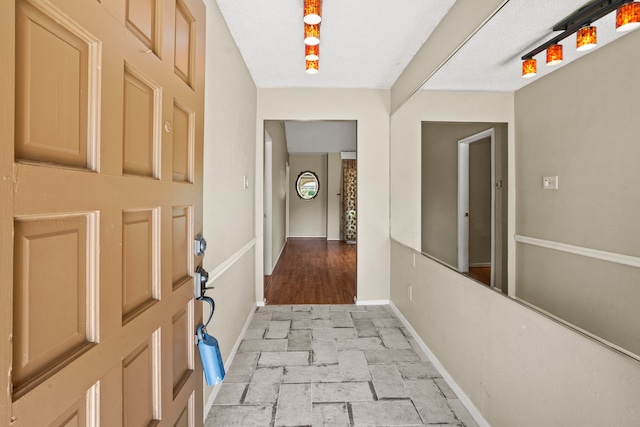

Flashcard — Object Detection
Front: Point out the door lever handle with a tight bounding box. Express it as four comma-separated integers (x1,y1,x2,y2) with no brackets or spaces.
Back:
195,265,212,298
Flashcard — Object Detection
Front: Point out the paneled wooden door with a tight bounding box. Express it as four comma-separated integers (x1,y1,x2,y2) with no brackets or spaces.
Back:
0,0,206,425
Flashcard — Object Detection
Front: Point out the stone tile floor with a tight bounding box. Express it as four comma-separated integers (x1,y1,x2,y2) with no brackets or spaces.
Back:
206,304,480,427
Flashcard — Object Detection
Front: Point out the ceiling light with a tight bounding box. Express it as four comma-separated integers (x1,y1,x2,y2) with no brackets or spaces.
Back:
303,0,322,25
522,59,537,78
304,23,320,46
305,44,319,61
306,60,319,74
616,1,640,31
576,26,597,51
521,0,633,76
546,44,563,66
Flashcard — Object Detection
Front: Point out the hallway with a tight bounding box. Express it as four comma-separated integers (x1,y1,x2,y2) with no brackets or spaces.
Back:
207,304,479,426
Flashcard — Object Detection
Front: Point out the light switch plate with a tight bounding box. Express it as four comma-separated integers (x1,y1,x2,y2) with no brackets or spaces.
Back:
543,176,558,190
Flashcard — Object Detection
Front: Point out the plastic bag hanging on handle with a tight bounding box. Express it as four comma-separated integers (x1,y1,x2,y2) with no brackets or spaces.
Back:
196,296,225,386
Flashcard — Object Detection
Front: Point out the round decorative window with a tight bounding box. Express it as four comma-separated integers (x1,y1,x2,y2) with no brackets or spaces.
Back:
295,171,319,200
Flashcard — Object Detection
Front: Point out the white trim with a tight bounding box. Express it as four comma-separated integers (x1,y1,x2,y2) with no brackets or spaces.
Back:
203,302,258,420
272,241,287,273
469,262,491,268
355,299,390,306
388,302,491,427
515,235,640,269
264,131,273,275
209,238,257,283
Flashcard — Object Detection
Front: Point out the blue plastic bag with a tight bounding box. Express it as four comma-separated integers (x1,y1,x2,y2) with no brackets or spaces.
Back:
197,325,225,386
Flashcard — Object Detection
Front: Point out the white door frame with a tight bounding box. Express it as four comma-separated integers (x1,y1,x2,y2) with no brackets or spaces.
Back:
264,131,273,275
457,128,495,287
285,162,290,239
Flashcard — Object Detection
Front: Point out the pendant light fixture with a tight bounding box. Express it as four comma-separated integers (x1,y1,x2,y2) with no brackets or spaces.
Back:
303,0,322,25
303,1,322,74
546,44,563,66
520,0,640,78
616,1,640,31
306,60,319,74
576,25,597,51
305,44,319,61
304,23,320,46
522,58,537,78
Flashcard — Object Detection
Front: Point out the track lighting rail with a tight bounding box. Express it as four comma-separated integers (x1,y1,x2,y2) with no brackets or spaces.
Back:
521,0,630,59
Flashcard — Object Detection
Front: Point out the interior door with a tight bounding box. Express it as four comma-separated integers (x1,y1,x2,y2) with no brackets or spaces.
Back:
457,128,495,287
0,0,206,425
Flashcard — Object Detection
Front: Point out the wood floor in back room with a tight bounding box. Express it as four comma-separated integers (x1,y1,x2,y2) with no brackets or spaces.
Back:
264,238,356,305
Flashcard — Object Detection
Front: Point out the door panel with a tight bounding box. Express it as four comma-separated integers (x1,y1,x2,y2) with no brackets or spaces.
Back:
13,214,95,394
122,66,160,178
1,0,206,425
172,101,193,183
15,0,96,169
122,334,160,426
173,0,194,87
122,208,158,323
125,0,158,53
172,206,192,289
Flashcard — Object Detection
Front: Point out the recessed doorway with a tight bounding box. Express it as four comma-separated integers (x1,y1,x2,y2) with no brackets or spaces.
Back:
263,120,357,304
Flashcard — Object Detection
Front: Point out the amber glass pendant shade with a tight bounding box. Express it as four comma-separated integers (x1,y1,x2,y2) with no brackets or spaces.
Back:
304,23,320,46
576,26,597,51
616,2,640,32
304,0,322,25
306,60,319,74
546,44,563,66
522,58,536,78
305,44,319,61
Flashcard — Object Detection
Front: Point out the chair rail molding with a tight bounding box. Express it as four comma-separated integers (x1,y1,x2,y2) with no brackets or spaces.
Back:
515,235,640,269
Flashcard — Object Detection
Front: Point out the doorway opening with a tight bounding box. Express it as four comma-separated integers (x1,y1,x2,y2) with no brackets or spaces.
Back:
263,120,357,304
457,128,495,288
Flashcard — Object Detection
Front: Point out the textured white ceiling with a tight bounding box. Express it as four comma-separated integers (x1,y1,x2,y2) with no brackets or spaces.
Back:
422,0,637,91
284,121,356,153
215,0,457,88
220,0,639,151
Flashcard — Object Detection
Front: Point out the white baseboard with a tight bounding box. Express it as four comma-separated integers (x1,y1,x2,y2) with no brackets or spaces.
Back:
273,242,286,270
388,302,491,427
469,262,491,267
203,302,257,421
355,298,390,306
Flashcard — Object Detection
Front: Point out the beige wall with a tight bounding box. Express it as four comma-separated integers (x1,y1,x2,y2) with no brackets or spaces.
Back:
326,152,342,240
264,121,288,268
389,19,640,427
202,0,257,405
515,29,640,356
256,89,390,302
391,240,640,427
289,154,327,237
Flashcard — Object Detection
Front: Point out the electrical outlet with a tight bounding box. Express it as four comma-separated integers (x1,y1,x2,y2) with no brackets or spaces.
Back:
243,175,249,189
543,175,558,190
